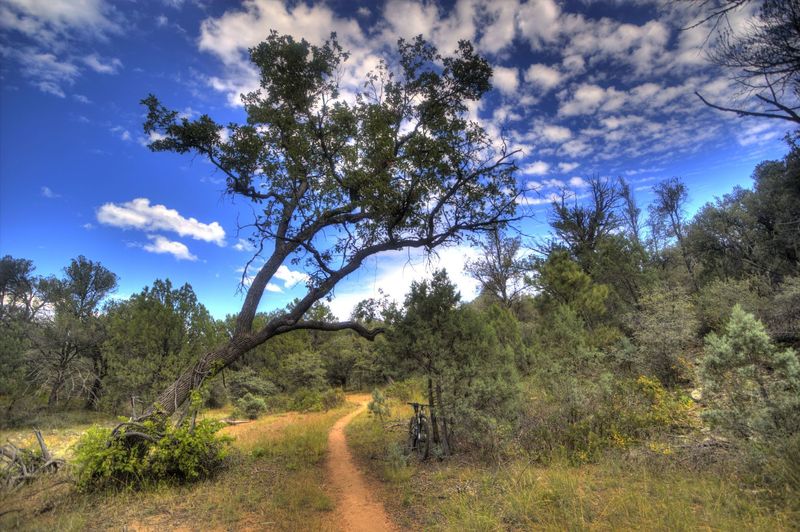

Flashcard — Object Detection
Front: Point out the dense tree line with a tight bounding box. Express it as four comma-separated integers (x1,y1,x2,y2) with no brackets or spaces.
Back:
0,258,387,425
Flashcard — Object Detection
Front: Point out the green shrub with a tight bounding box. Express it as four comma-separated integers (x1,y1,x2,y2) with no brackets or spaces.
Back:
321,388,345,411
227,368,279,401
519,374,694,464
292,389,323,412
203,378,229,408
367,389,390,421
384,380,415,402
702,305,800,439
73,419,231,491
630,286,699,387
235,392,267,419
264,393,292,413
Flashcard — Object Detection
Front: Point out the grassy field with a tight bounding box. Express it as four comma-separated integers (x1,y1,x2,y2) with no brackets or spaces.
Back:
345,401,799,531
0,403,355,531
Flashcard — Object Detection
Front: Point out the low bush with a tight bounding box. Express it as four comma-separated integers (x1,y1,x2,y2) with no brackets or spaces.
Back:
367,389,390,421
291,389,323,412
519,375,695,464
320,388,345,411
235,392,267,420
72,418,231,491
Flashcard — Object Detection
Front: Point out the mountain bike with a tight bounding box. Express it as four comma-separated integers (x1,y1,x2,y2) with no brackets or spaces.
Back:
407,402,431,459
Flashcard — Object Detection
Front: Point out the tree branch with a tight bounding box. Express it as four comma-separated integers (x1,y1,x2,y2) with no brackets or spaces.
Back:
695,91,800,123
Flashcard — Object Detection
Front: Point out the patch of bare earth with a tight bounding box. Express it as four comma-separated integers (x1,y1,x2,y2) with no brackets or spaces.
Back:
325,395,398,532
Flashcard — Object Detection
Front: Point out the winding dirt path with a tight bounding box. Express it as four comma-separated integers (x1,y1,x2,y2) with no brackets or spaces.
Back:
326,396,398,532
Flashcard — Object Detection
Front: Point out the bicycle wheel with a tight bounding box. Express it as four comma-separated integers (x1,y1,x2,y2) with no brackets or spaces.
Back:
416,416,430,460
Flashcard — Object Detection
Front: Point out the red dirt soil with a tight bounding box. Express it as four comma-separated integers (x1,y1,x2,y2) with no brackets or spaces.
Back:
325,395,398,532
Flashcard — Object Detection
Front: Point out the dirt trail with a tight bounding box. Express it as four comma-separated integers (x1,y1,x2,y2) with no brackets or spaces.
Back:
326,395,398,532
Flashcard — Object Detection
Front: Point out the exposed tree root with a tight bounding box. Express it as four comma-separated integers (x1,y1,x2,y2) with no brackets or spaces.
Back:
0,430,64,490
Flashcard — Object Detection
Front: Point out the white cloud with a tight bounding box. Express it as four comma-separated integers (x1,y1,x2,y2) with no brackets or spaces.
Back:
0,0,120,45
72,93,91,103
111,126,131,142
1,48,79,97
559,83,625,117
569,176,589,187
41,186,60,198
492,65,519,95
477,0,518,54
541,125,572,142
521,160,550,176
525,63,563,92
517,0,561,48
266,282,282,293
0,0,120,96
143,235,197,261
560,139,592,157
736,121,781,146
97,198,226,245
156,15,168,27
233,238,255,252
138,130,167,147
198,0,370,106
558,162,580,173
82,53,122,74
274,265,309,288
382,0,476,54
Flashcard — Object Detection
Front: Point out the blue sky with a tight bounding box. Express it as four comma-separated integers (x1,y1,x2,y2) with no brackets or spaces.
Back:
0,0,792,319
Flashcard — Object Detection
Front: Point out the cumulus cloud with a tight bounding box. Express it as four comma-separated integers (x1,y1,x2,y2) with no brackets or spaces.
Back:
492,65,519,95
198,0,370,106
517,0,561,48
477,0,518,54
559,83,626,117
266,282,282,293
521,160,550,176
525,63,563,92
143,235,197,261
541,125,572,142
558,162,580,173
97,198,226,245
274,265,309,288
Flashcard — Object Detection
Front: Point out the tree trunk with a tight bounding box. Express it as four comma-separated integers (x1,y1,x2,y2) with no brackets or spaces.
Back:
427,376,441,445
85,376,103,410
47,374,63,406
435,381,451,456
142,334,258,418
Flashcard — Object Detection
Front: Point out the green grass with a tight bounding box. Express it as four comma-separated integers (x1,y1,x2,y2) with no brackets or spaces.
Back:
0,402,356,531
345,399,799,531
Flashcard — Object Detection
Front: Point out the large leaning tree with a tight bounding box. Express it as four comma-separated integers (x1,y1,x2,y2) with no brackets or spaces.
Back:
140,32,520,418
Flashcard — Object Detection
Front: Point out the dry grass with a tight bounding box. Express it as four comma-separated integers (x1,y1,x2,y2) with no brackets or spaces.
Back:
0,402,356,531
345,400,799,532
